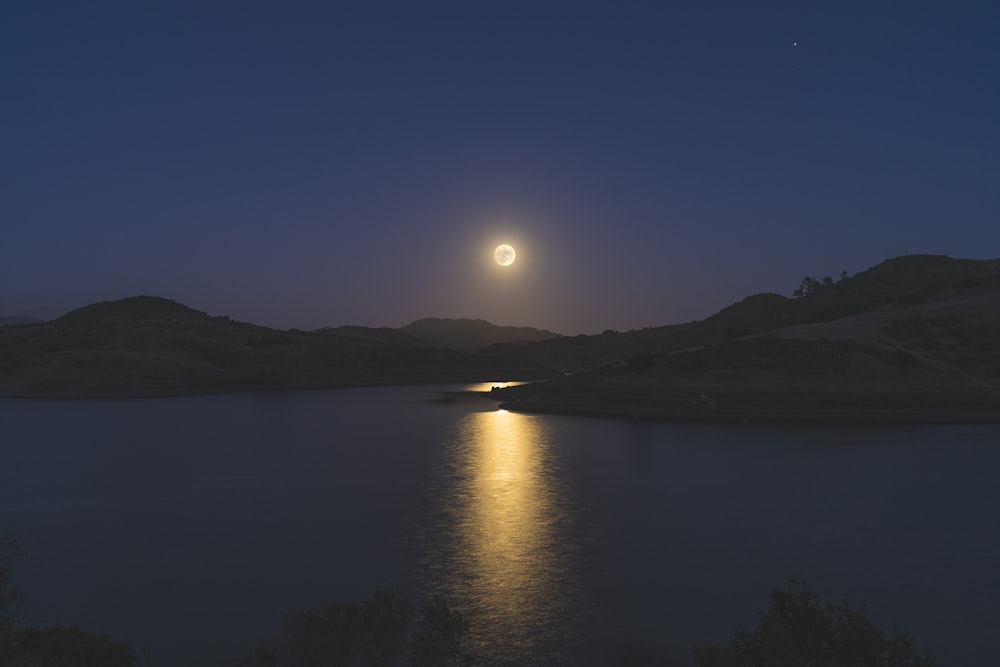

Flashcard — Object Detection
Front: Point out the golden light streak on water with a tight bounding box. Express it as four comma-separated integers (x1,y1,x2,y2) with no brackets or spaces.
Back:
462,381,530,393
426,407,576,664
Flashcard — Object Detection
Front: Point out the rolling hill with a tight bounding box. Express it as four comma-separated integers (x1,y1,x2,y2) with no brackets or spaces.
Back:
489,255,1000,422
485,255,1000,372
0,296,553,398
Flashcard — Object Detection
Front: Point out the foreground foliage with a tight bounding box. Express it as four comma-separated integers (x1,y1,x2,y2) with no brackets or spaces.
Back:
6,625,135,667
694,578,938,667
4,532,943,666
0,533,135,666
1,532,25,627
239,588,474,667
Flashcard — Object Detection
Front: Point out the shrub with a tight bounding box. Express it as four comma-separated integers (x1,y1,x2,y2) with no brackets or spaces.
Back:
695,578,937,667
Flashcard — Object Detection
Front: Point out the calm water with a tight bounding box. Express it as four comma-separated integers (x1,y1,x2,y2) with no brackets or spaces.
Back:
1,385,998,665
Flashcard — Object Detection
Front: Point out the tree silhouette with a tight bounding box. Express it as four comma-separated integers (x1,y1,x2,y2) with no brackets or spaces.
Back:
1,533,135,666
793,276,821,298
0,533,24,629
403,595,474,666
695,578,937,667
241,588,474,667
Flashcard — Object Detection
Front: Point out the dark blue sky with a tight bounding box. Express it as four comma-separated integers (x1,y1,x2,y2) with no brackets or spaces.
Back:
3,1,998,333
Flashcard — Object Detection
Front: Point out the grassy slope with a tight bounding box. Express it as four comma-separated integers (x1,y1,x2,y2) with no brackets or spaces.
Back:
491,256,1000,422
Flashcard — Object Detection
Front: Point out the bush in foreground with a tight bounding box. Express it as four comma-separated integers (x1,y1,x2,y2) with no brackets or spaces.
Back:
239,588,473,667
694,578,938,667
1,532,135,666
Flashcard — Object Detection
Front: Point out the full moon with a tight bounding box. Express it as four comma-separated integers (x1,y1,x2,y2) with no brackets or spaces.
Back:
494,244,516,266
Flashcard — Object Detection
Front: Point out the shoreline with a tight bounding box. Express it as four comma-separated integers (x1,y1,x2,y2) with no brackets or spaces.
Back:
498,398,1000,424
3,378,997,426
492,382,1000,425
0,373,542,401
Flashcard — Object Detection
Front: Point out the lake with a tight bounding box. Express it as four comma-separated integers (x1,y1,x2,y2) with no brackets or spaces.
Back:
1,384,998,665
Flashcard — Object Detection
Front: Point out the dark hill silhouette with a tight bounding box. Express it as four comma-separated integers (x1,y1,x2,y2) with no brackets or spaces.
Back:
399,317,561,352
58,295,212,322
487,254,1000,373
490,254,1000,423
0,298,553,398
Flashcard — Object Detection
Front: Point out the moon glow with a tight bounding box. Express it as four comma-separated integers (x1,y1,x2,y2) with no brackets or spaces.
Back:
494,244,516,267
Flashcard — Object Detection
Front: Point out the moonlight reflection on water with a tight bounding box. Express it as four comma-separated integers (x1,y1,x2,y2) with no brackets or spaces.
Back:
420,408,580,664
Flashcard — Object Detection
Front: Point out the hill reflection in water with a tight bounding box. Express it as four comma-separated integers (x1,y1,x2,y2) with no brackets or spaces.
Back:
420,407,580,665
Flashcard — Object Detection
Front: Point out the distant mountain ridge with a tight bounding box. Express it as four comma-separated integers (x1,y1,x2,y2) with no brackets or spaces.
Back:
314,325,431,348
0,316,44,327
398,317,561,352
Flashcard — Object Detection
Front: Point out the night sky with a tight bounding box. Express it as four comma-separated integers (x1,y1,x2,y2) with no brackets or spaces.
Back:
3,2,998,334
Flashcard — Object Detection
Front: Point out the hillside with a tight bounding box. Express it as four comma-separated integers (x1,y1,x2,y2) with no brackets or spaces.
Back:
399,317,561,352
487,255,1000,372
490,255,1000,423
0,296,553,398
